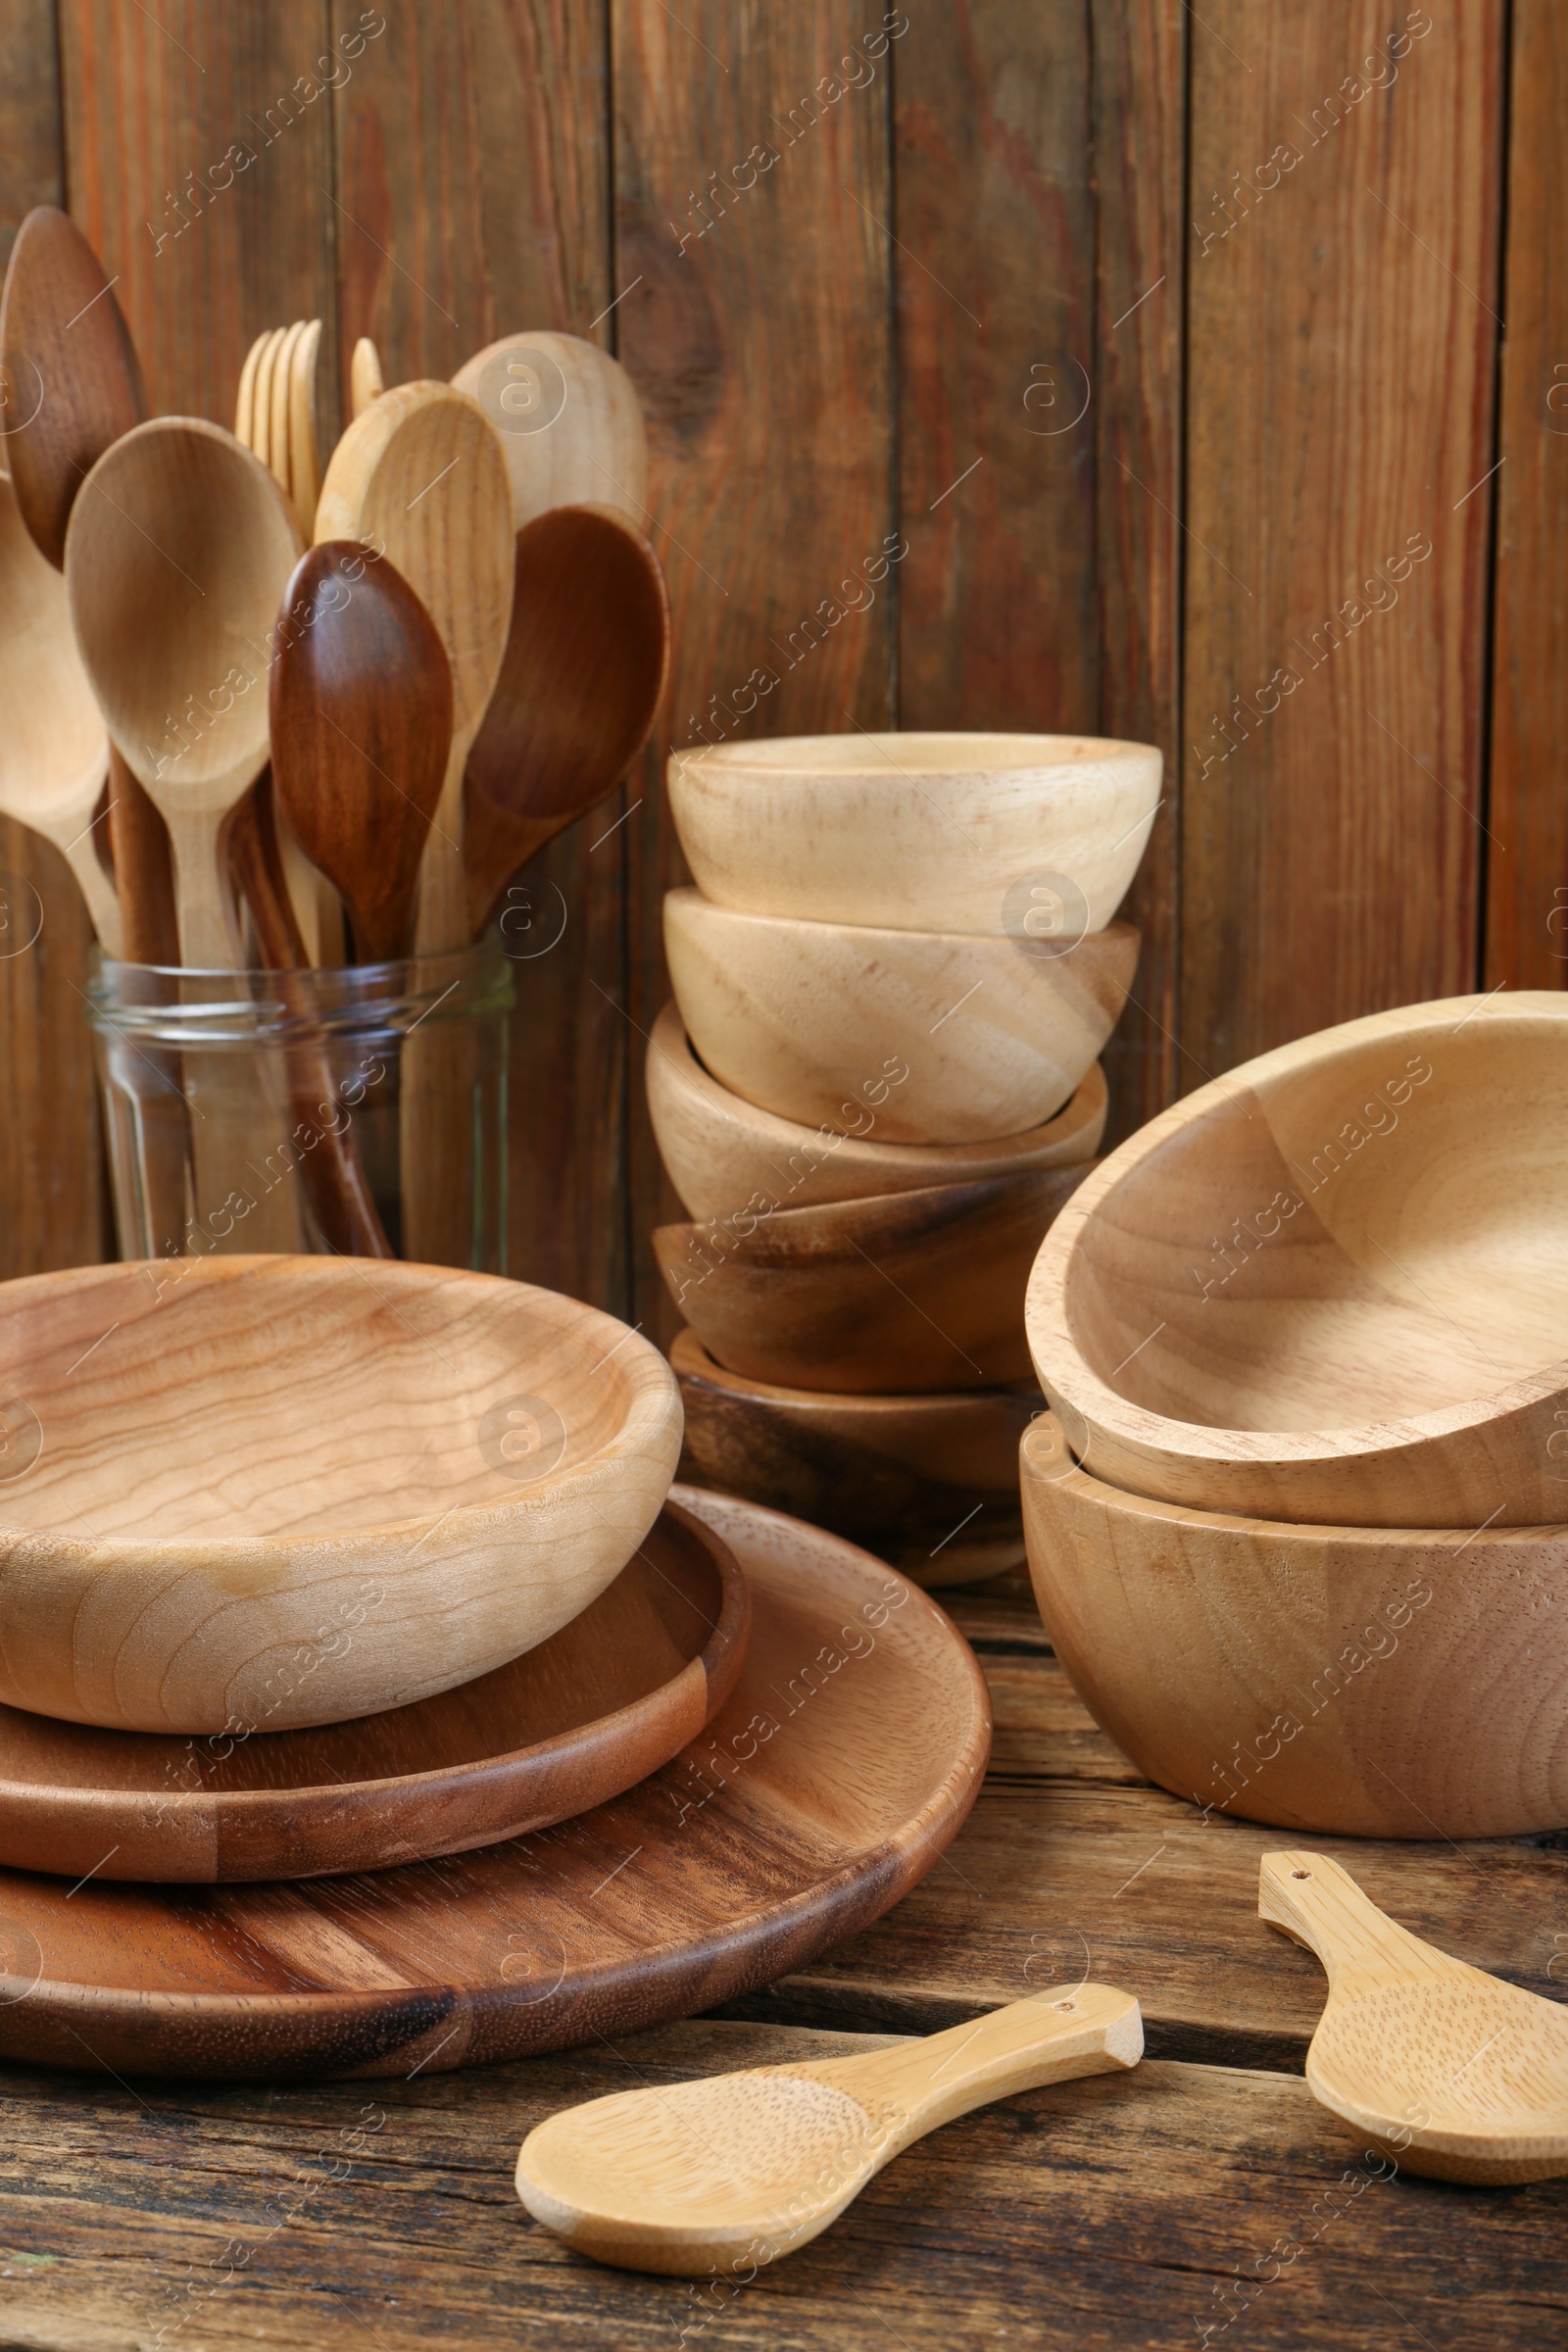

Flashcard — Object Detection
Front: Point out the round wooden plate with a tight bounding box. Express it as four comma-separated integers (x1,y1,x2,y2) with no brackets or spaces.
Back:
0,1500,749,1886
0,1489,991,2081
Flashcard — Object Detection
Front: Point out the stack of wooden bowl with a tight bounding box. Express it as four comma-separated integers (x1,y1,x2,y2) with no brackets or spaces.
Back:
1021,991,1568,1838
650,730,1161,1584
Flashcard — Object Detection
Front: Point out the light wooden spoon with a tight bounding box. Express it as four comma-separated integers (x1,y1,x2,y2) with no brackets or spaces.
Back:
453,329,648,531
516,1984,1143,2274
0,205,146,569
1260,1850,1568,2183
465,503,668,934
315,379,514,951
66,416,304,966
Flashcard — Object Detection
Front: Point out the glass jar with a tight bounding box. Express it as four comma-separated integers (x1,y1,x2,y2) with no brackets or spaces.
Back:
88,946,513,1270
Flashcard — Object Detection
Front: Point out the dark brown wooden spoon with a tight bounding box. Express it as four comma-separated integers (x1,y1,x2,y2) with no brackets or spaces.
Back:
269,541,454,964
0,206,146,568
464,503,669,935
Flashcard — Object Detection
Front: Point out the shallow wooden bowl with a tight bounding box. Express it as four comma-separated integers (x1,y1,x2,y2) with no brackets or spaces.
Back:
0,1256,682,1734
668,731,1161,936
664,888,1139,1146
656,1166,1088,1396
646,1002,1105,1221
1020,1410,1568,1838
671,1330,1037,1585
1026,992,1568,1527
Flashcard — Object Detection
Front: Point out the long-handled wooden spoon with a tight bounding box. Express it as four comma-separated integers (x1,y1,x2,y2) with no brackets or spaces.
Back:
516,1983,1143,2274
65,416,304,967
465,503,668,934
270,542,453,961
0,205,146,569
1260,1851,1568,2183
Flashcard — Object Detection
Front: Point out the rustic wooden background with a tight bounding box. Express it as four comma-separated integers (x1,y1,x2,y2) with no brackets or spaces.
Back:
0,0,1561,1337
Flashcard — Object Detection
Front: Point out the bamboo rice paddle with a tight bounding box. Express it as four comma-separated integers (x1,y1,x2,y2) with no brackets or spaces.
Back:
516,1984,1143,2273
350,336,383,417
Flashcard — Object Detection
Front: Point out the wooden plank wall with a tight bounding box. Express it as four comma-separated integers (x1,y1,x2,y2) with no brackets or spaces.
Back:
0,2,1557,1327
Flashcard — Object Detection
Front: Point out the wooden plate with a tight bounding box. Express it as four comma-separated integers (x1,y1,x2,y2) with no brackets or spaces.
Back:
0,1489,991,2080
0,1501,748,1886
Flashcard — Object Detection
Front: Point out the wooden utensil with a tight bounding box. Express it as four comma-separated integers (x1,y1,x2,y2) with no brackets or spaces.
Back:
452,329,648,530
648,1002,1106,1222
270,541,453,959
288,317,323,531
0,1499,747,1884
0,471,120,948
0,205,146,568
665,890,1140,1146
225,774,393,1257
64,416,304,966
1025,991,1568,1527
0,1488,989,2081
0,1255,681,1732
99,748,189,1260
517,1980,1142,2273
464,503,668,934
1019,1409,1568,1839
314,379,514,950
657,1166,1092,1394
672,1328,1039,1584
267,319,306,499
1259,1850,1568,2183
247,323,287,474
351,335,383,417
670,731,1161,940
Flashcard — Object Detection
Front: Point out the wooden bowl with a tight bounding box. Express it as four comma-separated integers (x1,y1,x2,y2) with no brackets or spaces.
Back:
671,1330,1037,1584
654,1166,1089,1394
0,1256,682,1734
0,1499,747,1883
667,731,1161,937
646,1002,1105,1220
1020,1410,1568,1838
1026,992,1568,1527
664,887,1139,1145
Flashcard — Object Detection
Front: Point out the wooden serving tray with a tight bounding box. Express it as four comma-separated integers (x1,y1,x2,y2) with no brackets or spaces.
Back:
0,1490,990,2080
0,1500,747,1886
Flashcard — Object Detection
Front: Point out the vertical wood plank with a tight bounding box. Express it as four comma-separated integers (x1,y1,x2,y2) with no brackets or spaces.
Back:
1181,2,1503,1078
1092,0,1186,1143
613,0,897,1344
1485,0,1568,991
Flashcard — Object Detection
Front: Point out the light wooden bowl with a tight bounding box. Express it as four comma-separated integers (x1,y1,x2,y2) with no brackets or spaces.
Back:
654,1166,1089,1395
1020,1410,1568,1838
667,731,1161,937
664,888,1139,1146
1026,993,1568,1527
646,1003,1105,1221
671,1329,1038,1585
0,1257,682,1734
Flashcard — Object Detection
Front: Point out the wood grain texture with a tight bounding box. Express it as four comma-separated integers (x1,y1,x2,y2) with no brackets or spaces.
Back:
613,0,896,1346
1181,0,1503,1078
1485,0,1568,992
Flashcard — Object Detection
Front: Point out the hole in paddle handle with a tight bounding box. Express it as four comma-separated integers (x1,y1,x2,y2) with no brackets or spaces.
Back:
1053,2000,1076,2011
1292,1869,1311,1880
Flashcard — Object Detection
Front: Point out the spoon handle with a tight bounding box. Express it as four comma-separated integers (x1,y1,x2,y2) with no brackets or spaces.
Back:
1260,1850,1459,1995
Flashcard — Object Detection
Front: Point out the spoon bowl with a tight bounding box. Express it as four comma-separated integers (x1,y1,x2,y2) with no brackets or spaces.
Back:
453,329,648,530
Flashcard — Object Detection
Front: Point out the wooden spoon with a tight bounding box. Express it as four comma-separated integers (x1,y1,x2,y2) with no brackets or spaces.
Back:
516,1984,1143,2274
0,205,146,569
465,503,668,934
270,541,453,961
1260,1851,1568,2183
65,416,304,967
315,380,514,951
452,329,648,530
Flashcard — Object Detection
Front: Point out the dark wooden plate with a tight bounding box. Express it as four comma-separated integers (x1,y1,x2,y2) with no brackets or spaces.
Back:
0,1488,991,2081
0,1499,748,1885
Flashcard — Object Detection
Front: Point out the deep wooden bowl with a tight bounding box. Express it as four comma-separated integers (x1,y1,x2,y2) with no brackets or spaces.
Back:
654,1166,1089,1394
1026,993,1568,1527
1020,1410,1568,1838
646,1002,1105,1220
0,1256,682,1733
664,888,1139,1146
671,1329,1038,1584
667,731,1161,937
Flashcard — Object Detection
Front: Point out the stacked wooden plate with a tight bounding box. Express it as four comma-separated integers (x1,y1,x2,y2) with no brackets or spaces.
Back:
1022,992,1568,1838
653,731,1160,1584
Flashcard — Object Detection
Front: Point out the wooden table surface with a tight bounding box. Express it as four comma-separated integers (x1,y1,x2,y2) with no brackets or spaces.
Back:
2,1568,1564,2350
